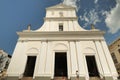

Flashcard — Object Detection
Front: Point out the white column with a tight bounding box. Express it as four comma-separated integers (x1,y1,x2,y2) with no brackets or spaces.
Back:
51,50,55,79
45,41,52,76
69,41,78,76
95,41,111,76
38,41,47,75
76,41,86,77
101,41,118,77
67,50,71,79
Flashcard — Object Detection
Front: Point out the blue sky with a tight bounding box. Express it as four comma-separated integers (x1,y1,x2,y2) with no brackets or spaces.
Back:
0,0,120,55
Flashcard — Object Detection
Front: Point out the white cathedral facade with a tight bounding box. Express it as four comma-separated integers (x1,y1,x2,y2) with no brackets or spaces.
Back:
7,3,118,80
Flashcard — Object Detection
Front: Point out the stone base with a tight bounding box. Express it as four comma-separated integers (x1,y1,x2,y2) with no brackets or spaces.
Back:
6,76,113,80
104,76,113,80
7,76,19,80
79,77,86,80
34,76,51,80
70,77,85,80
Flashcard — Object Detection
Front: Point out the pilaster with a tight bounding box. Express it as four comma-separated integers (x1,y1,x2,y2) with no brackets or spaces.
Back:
101,41,118,79
69,41,78,75
76,41,86,79
38,41,48,75
45,41,52,76
94,41,111,76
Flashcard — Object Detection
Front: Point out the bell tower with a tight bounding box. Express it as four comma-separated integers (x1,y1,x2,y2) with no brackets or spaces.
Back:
36,3,85,32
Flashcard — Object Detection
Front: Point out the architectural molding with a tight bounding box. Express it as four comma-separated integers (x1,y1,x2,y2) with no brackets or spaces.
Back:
44,17,78,21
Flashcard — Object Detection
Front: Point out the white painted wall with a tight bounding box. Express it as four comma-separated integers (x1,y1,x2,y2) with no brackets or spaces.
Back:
7,3,118,80
7,41,27,76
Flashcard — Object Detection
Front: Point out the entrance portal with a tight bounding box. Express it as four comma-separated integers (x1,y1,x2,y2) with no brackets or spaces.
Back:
24,56,36,77
54,52,68,77
86,56,99,77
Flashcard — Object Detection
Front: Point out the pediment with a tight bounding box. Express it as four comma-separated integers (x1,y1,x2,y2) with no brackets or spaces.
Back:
46,3,75,9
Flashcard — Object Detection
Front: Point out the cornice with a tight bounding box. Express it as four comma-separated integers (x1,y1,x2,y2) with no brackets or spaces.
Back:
18,31,105,35
17,31,105,41
44,17,78,21
46,8,75,11
46,3,76,10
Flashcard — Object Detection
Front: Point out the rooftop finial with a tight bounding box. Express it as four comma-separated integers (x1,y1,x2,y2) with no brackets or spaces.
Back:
27,24,31,31
91,24,95,29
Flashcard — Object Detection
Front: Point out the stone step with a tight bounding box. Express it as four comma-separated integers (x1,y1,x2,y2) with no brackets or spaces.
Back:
21,77,33,80
54,77,68,80
89,77,102,80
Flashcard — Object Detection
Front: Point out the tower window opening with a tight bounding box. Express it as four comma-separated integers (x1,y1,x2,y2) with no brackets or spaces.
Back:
59,24,63,31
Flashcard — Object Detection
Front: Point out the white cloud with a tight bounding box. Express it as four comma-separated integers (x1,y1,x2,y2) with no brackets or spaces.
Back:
101,10,109,16
80,9,101,27
105,0,120,34
94,0,98,4
63,0,80,11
